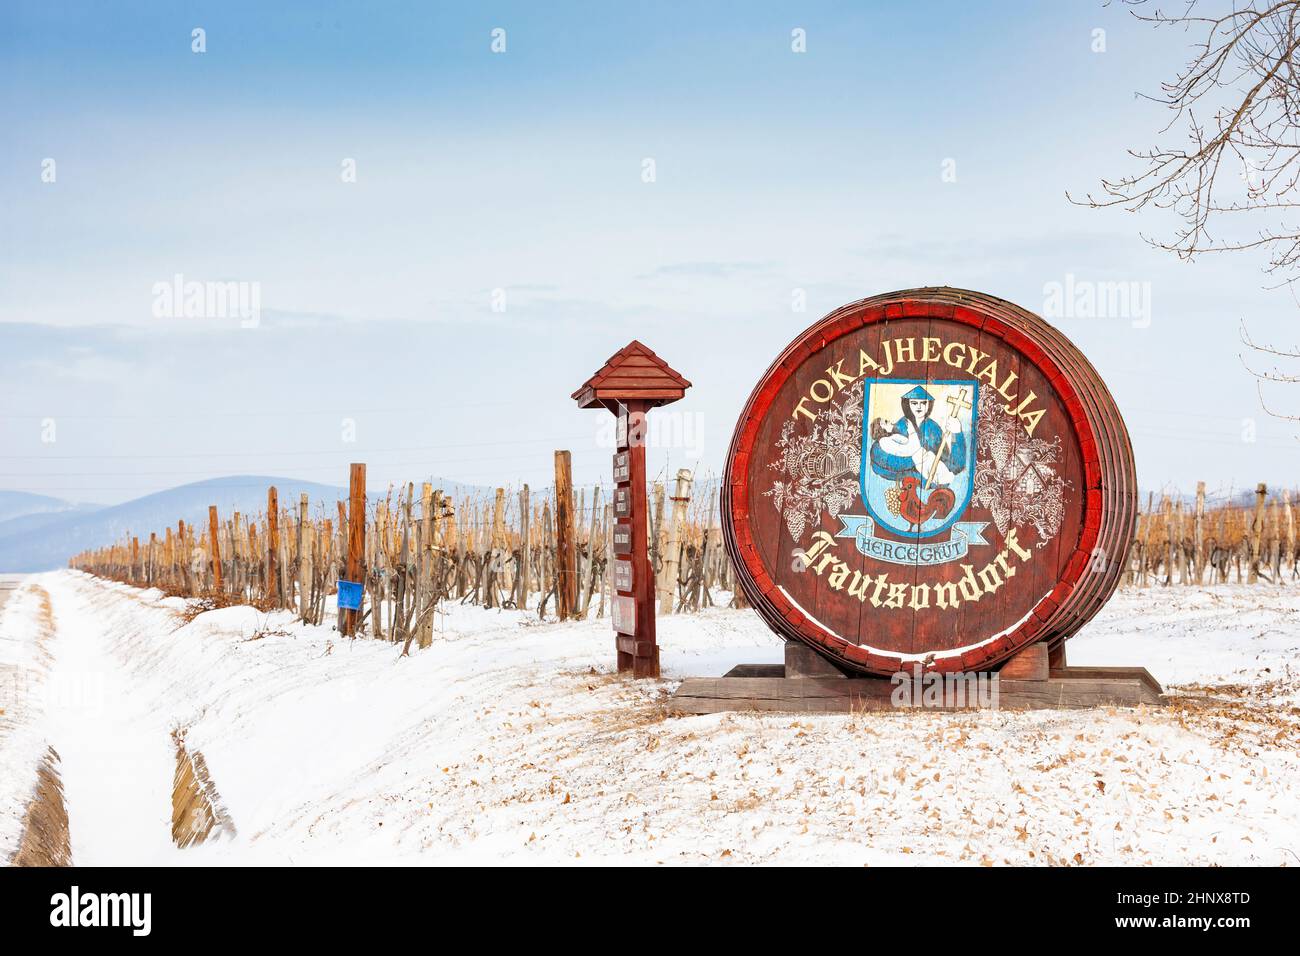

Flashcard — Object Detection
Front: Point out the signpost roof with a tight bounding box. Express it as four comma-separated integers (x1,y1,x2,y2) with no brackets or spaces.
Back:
571,340,692,409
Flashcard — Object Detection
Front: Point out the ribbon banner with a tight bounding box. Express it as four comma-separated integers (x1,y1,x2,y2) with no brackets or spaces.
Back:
835,515,990,567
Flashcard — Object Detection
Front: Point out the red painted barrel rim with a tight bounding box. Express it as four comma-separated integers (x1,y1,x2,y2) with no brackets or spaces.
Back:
725,291,1104,675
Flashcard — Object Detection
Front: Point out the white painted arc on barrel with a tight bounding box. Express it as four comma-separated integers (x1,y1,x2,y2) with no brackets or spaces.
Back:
775,585,1050,665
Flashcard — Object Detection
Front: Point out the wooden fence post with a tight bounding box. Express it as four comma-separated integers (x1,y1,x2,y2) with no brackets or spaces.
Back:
1250,483,1267,584
554,451,578,619
539,500,552,612
1162,500,1173,584
417,482,434,647
297,493,310,618
1269,496,1281,583
517,484,531,610
1193,481,1206,585
1173,500,1185,585
344,463,366,635
581,485,602,615
1139,491,1153,587
659,469,693,614
208,506,222,593
267,486,280,607
1285,490,1296,583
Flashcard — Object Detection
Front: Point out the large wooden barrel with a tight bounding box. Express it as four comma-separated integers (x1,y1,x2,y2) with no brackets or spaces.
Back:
723,287,1135,676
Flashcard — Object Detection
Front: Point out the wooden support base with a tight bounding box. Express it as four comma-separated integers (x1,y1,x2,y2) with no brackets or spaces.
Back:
999,642,1049,680
784,641,853,679
668,641,1165,714
616,633,660,678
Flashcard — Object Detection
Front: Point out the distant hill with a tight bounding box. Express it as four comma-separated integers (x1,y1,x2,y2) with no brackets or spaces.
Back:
0,503,105,540
0,475,489,572
1137,484,1296,510
0,490,100,525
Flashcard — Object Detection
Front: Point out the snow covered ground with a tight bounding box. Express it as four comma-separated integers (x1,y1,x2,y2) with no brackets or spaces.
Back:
2,570,1297,866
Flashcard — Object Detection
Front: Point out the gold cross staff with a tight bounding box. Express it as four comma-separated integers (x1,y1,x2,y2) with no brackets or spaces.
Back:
923,386,972,492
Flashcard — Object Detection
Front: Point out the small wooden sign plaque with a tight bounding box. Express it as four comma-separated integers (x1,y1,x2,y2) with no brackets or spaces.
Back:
612,595,636,636
614,558,633,592
616,403,629,449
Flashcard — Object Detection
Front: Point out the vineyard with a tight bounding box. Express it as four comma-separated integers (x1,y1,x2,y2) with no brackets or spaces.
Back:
67,454,1298,655
68,458,744,652
1131,482,1299,586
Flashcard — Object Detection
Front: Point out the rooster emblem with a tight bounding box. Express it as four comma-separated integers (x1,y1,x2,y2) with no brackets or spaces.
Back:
886,474,956,532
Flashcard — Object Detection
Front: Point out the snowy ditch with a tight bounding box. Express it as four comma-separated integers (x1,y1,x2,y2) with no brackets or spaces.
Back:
3,576,237,864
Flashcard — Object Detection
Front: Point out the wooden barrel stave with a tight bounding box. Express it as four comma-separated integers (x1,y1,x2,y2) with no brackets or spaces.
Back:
959,289,1136,652
914,288,1137,656
992,295,1136,651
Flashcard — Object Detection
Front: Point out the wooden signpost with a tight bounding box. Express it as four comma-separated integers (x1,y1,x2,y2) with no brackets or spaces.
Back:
672,287,1163,712
573,341,691,678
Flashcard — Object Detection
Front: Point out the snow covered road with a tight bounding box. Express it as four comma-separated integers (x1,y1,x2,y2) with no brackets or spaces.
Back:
2,570,1297,866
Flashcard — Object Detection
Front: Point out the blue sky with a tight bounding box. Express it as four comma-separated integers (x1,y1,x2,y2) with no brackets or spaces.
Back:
1,1,1297,505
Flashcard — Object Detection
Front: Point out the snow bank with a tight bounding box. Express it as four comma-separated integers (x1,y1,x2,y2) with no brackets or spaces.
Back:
29,572,1300,865
0,582,56,859
1070,585,1300,688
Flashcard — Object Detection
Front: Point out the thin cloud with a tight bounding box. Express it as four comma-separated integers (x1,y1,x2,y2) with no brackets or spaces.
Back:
637,261,776,280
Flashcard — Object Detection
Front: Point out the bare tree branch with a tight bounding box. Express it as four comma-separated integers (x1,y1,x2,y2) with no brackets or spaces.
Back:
1083,1,1300,422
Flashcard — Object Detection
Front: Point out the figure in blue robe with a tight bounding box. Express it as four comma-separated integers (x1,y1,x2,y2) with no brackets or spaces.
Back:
869,385,966,485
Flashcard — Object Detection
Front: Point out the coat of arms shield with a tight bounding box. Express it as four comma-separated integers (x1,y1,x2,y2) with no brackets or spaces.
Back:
859,379,979,539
